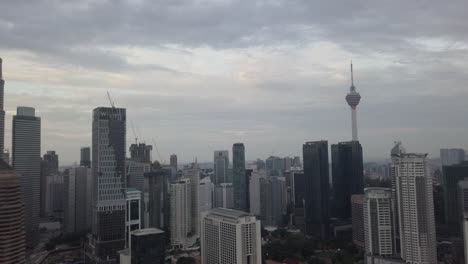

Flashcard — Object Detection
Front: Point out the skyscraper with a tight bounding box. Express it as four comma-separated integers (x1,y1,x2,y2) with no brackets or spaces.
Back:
0,160,26,264
458,180,468,264
303,141,330,238
233,143,247,211
12,106,41,248
184,163,200,236
393,145,437,264
364,188,394,258
126,159,150,192
214,183,234,209
259,176,287,227
43,150,59,174
169,178,191,248
199,177,214,214
201,208,262,264
351,194,365,249
332,141,364,219
64,166,92,234
170,154,177,181
86,107,126,263
129,143,152,163
125,188,141,247
143,169,170,231
80,147,91,168
441,148,466,166
345,62,361,141
0,58,5,159
442,161,468,237
214,150,229,185
130,228,166,264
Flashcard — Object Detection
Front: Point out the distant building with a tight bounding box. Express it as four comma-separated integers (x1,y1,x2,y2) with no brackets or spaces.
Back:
199,177,214,215
129,143,152,163
45,174,64,218
170,154,178,182
292,156,301,168
169,179,191,248
64,166,92,233
442,161,468,237
303,141,330,239
0,160,26,263
351,194,365,249
12,106,41,248
43,150,59,174
214,150,229,185
266,156,283,174
259,176,287,227
184,163,200,236
142,169,170,231
233,143,247,211
126,159,151,192
201,208,262,264
441,148,466,166
214,183,234,209
125,188,141,247
249,170,265,216
256,158,266,171
80,147,91,168
290,171,306,232
332,141,364,219
393,144,437,264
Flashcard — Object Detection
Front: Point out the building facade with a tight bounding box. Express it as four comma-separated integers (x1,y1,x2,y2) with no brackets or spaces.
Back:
169,179,191,248
214,150,229,185
170,154,177,182
130,228,166,264
126,159,150,192
12,106,41,248
142,169,170,231
129,143,152,163
81,147,91,168
442,161,468,237
199,177,214,215
441,148,466,166
259,176,287,227
303,141,330,239
125,188,141,247
184,163,200,236
214,183,234,209
64,166,92,233
232,143,247,211
201,208,262,264
351,194,365,249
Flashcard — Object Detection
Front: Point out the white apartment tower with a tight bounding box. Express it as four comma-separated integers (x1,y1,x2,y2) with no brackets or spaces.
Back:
169,178,191,248
364,187,394,258
392,144,437,264
201,208,262,264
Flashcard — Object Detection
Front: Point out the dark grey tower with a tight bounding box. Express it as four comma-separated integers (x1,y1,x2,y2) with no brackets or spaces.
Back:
80,147,91,168
233,143,247,211
12,106,41,248
303,141,330,239
0,58,4,158
331,141,364,219
43,150,59,174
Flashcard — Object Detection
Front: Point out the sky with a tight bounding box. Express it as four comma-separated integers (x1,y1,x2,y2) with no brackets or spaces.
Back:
1,0,468,165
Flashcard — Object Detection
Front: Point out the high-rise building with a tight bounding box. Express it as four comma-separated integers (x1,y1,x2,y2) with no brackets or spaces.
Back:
332,141,364,219
256,159,266,171
43,150,59,174
45,173,64,218
201,208,262,264
42,150,59,217
126,159,150,192
199,177,214,214
64,166,92,233
130,228,166,264
169,178,191,248
292,156,302,168
364,188,394,258
303,141,330,239
125,188,141,247
233,143,247,211
290,171,306,232
214,151,229,185
80,147,91,168
351,194,365,249
142,169,170,231
259,176,287,227
85,107,126,263
129,143,152,163
170,154,177,182
393,145,437,264
458,180,468,264
184,163,200,236
441,148,466,166
266,156,284,173
442,161,468,237
12,106,41,248
0,58,5,159
214,183,234,209
249,170,266,216
0,160,26,264
345,62,361,141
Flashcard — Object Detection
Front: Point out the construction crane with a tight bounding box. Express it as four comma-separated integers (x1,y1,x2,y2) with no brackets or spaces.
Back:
130,121,138,145
107,91,115,108
151,138,165,164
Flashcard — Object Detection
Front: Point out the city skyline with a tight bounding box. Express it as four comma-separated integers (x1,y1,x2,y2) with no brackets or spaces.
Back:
1,1,468,164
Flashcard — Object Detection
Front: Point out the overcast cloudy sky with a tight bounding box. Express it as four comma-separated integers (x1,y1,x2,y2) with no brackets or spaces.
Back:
1,0,467,165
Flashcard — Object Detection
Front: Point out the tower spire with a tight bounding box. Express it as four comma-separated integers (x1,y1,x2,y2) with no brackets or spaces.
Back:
350,60,354,89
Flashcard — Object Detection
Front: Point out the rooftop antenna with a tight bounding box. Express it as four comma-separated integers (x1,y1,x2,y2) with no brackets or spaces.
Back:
350,60,355,90
107,91,115,108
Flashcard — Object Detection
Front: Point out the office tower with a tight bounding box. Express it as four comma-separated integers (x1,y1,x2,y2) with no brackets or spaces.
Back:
43,150,59,174
184,163,200,236
0,58,5,160
125,188,141,247
283,157,292,171
169,178,191,248
80,147,91,168
142,169,170,231
199,177,214,214
303,141,330,239
259,176,287,227
0,160,26,264
129,143,152,163
351,194,365,249
214,183,234,209
256,159,266,171
442,161,468,237
458,180,468,264
201,208,262,264
249,170,265,216
245,168,252,212
266,156,284,173
393,146,437,264
345,62,361,141
126,159,150,191
130,228,166,264
364,188,394,258
64,166,92,233
45,174,64,218
170,154,177,181
441,148,466,166
332,141,364,219
214,150,229,185
86,107,126,263
12,106,41,248
233,143,247,211
290,171,306,231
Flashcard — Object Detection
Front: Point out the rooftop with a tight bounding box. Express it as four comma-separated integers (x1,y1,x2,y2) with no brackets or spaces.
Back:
126,187,140,193
132,228,165,236
208,208,253,219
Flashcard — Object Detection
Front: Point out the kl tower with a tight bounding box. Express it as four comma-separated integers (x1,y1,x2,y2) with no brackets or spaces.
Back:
345,62,361,141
